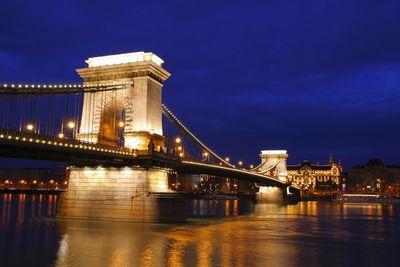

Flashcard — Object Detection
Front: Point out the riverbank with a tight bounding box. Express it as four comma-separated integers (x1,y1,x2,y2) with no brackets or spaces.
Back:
0,188,65,194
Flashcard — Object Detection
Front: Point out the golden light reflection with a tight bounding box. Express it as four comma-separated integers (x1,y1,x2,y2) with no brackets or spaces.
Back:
167,240,187,267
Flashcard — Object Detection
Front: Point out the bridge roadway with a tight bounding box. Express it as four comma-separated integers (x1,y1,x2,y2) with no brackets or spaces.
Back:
0,129,289,188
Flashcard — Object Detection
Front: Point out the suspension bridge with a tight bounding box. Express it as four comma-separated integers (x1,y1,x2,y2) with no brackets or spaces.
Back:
0,51,300,222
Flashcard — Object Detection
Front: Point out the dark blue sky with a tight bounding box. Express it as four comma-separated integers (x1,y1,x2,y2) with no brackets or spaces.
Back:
1,0,400,169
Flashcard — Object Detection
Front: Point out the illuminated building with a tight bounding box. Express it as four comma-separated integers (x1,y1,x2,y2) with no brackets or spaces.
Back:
287,155,342,191
347,159,400,193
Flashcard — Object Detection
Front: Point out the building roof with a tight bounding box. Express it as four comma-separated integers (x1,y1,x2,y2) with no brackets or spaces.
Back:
287,160,333,171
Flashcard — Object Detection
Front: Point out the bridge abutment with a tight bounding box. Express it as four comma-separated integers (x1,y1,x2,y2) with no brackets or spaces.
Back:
57,166,185,223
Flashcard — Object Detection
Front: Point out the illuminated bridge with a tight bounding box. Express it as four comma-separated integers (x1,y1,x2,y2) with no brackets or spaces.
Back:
0,51,299,222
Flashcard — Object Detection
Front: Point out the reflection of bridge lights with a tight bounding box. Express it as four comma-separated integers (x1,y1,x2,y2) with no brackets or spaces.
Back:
67,121,76,129
26,124,34,131
175,137,181,143
118,121,125,128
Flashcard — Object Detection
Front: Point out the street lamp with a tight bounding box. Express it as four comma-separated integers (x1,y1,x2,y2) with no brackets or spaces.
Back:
58,133,64,138
225,157,230,162
238,161,243,167
26,124,34,131
67,121,75,129
175,137,181,144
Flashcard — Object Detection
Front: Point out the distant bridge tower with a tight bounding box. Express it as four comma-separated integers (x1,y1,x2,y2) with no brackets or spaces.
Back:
76,52,171,150
259,150,288,182
256,150,289,202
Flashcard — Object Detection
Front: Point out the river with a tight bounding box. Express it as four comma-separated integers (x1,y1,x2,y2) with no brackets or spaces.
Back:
0,193,399,267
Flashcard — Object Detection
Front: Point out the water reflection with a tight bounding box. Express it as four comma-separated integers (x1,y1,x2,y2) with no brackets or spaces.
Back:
1,194,400,267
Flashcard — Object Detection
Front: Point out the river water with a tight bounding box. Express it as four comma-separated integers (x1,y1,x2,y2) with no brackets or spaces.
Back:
0,193,399,267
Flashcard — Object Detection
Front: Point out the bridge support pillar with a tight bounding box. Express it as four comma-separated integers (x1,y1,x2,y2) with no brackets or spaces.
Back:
57,166,185,223
256,186,284,202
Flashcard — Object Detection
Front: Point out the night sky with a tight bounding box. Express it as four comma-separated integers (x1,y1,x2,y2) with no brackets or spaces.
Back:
1,0,400,170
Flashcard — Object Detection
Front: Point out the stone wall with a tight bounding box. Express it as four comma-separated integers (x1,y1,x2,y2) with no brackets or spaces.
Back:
57,167,185,222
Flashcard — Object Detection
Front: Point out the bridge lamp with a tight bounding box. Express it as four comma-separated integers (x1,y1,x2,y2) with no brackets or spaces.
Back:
118,121,125,128
250,164,254,169
26,124,34,131
67,121,76,129
204,152,209,157
175,137,181,144
149,129,154,135
58,133,64,139
225,157,230,162
238,161,243,166
179,152,183,157
178,146,182,151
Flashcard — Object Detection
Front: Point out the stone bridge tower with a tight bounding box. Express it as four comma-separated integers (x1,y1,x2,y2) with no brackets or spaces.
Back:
76,52,170,150
57,52,185,223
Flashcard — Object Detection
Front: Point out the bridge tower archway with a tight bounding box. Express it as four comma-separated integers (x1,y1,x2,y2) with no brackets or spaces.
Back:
76,52,171,150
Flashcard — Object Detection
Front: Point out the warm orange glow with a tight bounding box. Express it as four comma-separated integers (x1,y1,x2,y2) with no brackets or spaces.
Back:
58,133,64,138
225,157,230,162
204,152,209,157
179,152,183,157
250,164,254,169
67,121,76,129
49,180,55,184
175,137,181,143
178,146,182,151
26,124,34,131
32,180,37,184
118,121,125,128
149,129,154,135
4,180,9,184
238,161,243,166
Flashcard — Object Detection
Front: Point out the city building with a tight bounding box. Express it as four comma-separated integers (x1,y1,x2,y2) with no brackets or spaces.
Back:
347,159,400,194
287,155,342,192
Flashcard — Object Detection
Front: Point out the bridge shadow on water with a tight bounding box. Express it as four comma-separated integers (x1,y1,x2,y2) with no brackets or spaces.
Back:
1,193,400,267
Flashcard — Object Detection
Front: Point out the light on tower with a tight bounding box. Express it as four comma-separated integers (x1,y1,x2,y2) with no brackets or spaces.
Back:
58,133,64,138
118,121,125,128
26,124,34,131
67,121,76,129
175,137,181,143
